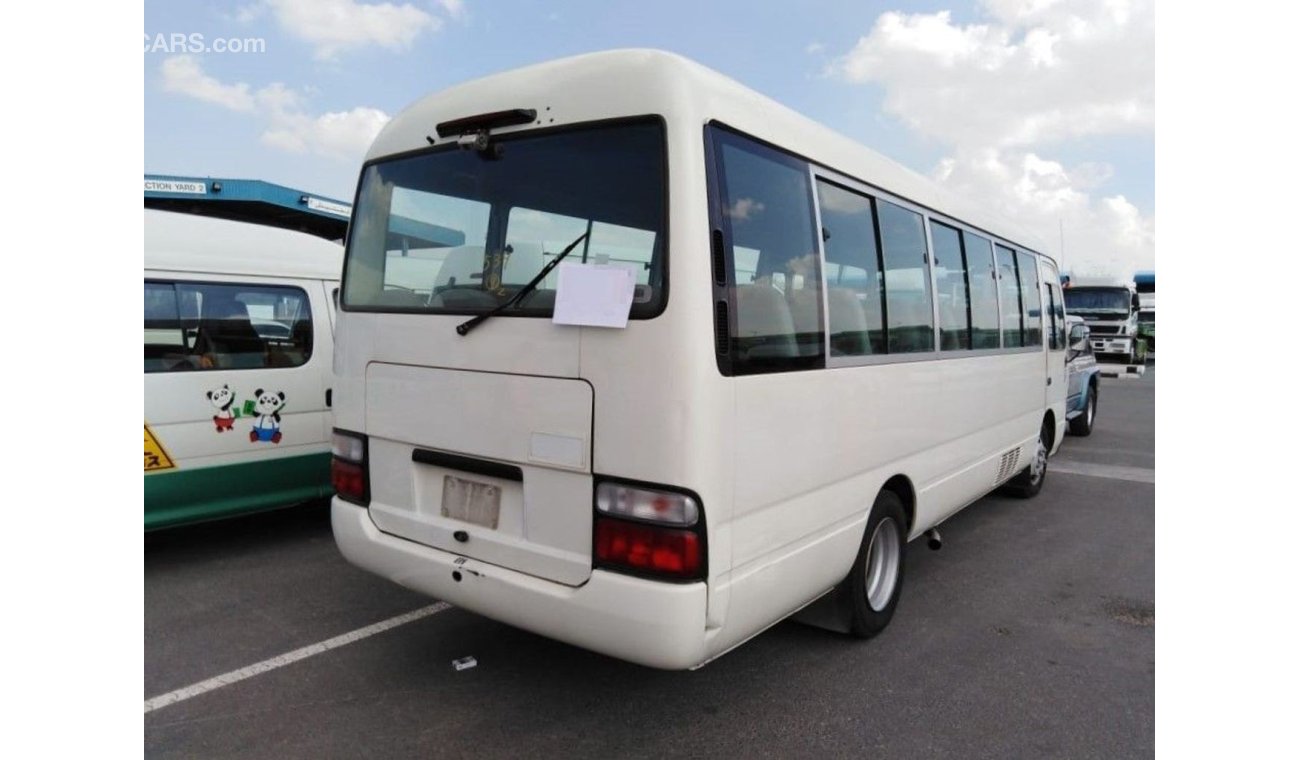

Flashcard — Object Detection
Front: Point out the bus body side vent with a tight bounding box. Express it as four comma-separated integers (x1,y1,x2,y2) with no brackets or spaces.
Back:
715,301,730,355
995,448,1021,483
711,229,726,286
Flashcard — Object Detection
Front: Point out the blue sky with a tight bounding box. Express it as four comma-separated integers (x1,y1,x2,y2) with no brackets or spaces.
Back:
144,0,1154,275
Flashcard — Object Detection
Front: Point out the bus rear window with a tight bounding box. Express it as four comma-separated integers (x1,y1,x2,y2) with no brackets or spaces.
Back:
342,120,666,318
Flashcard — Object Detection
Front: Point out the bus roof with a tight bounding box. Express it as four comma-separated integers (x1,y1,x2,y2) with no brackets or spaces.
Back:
369,49,1051,260
144,209,343,280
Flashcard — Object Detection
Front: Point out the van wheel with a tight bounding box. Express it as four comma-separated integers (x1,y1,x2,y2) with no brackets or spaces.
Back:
848,490,907,638
1004,423,1049,498
1069,386,1097,437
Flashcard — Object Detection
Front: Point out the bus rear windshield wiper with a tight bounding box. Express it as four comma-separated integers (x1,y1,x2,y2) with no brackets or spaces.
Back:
456,230,590,337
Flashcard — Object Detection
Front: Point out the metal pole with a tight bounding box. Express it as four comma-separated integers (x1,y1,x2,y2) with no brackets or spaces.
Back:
1059,218,1065,272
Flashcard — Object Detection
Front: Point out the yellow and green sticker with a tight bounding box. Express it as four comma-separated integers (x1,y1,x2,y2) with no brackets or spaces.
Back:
144,424,176,472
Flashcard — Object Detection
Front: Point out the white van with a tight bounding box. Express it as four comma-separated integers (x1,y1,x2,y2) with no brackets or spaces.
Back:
144,209,343,530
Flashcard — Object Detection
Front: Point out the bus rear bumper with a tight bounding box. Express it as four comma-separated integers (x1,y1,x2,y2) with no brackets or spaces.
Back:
331,499,709,670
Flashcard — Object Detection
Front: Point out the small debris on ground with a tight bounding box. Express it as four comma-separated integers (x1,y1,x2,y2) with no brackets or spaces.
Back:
452,656,478,671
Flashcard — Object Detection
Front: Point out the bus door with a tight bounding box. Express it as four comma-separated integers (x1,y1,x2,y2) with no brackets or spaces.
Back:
1044,277,1068,442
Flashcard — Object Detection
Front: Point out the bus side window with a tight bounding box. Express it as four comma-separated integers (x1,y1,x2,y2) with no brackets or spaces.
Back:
996,244,1024,347
928,220,971,351
816,179,882,356
878,200,934,353
1016,250,1043,346
713,129,824,373
963,233,1000,349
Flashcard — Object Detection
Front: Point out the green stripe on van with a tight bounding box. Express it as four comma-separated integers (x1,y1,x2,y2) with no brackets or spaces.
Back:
144,452,332,531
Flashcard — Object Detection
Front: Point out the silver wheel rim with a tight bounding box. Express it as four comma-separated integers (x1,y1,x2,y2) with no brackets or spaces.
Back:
865,516,901,611
1029,435,1048,483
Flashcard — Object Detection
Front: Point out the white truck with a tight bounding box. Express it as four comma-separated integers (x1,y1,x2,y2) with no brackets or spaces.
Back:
1061,276,1147,366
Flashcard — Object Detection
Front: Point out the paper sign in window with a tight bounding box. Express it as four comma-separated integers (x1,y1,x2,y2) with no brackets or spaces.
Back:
552,262,637,328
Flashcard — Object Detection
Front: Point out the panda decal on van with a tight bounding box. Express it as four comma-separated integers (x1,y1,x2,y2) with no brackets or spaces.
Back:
206,385,237,432
249,390,286,444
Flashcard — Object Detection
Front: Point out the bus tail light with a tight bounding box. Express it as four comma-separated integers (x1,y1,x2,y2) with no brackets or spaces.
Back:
595,518,701,579
596,482,698,526
593,480,705,581
331,429,369,505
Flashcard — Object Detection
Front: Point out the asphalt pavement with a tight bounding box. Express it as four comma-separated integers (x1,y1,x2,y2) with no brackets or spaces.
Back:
145,368,1154,759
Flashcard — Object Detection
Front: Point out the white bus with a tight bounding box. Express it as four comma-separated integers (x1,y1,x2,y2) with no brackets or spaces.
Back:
331,50,1068,669
145,209,342,530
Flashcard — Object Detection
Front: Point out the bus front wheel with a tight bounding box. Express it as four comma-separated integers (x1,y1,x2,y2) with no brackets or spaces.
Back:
847,489,908,638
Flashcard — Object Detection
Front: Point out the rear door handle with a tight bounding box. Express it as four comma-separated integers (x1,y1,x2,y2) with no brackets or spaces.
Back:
325,388,332,407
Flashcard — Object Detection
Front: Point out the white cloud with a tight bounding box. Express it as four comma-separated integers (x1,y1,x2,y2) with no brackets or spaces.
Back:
437,0,467,20
830,2,1153,149
261,106,391,158
160,55,255,112
265,0,440,59
726,198,766,221
158,56,388,161
936,149,1153,274
233,3,265,23
828,0,1153,276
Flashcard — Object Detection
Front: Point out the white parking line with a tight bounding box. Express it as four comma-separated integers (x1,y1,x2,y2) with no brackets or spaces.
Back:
144,602,452,715
1052,459,1155,484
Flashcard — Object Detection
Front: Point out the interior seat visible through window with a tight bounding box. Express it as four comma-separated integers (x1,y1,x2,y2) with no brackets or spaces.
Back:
734,282,798,360
194,296,265,369
825,288,870,355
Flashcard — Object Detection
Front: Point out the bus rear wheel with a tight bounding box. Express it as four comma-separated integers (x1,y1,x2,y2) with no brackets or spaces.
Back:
847,489,907,638
1004,423,1049,498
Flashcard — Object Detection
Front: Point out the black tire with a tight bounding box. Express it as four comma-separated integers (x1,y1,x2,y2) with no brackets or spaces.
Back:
1068,385,1097,437
847,489,908,638
1003,422,1049,498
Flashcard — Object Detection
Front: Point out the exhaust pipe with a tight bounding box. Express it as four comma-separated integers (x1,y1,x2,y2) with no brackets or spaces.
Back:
925,528,942,551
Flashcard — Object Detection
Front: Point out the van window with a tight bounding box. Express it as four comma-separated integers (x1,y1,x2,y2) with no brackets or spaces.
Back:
144,281,313,372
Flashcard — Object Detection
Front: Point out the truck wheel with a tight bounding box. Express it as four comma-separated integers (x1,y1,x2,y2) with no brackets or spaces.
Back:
1069,386,1096,437
1004,422,1049,498
847,489,907,638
